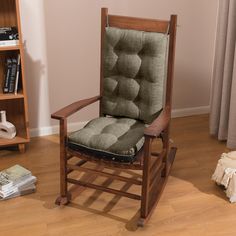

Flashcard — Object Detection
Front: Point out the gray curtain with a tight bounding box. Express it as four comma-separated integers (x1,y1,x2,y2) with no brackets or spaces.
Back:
210,0,236,149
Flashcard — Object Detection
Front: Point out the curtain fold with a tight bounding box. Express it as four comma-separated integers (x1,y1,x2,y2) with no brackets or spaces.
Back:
210,0,236,149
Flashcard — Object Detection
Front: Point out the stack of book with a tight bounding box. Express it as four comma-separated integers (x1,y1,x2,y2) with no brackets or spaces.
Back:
0,27,19,47
3,54,21,94
0,164,37,200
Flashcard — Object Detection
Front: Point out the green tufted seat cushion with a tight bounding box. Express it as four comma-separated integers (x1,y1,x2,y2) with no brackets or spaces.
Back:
68,117,146,162
102,27,168,124
68,27,168,162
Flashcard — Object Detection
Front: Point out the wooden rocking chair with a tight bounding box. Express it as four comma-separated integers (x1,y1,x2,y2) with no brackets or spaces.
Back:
52,8,177,227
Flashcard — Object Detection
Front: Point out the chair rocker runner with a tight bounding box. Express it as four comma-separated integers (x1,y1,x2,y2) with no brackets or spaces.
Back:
52,8,177,227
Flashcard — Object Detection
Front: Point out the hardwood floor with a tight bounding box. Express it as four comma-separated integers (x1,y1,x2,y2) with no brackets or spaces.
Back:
0,115,234,236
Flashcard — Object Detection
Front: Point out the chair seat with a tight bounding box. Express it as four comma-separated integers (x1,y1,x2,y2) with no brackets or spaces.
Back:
68,117,146,162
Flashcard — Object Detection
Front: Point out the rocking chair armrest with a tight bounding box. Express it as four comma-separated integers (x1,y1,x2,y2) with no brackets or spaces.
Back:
51,95,101,120
144,106,171,138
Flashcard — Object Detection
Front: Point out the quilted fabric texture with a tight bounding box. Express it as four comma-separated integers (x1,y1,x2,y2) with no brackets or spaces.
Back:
102,27,168,124
68,117,146,162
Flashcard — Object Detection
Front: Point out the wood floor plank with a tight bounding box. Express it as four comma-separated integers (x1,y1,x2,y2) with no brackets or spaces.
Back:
0,114,235,236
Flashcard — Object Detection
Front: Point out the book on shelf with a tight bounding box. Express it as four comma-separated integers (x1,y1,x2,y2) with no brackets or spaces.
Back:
8,58,17,93
2,54,21,94
14,54,21,94
3,58,12,93
0,165,37,200
0,40,19,47
0,27,19,47
0,27,18,40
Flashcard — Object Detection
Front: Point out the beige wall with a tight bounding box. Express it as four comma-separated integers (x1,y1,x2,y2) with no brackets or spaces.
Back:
124,0,218,110
19,0,218,135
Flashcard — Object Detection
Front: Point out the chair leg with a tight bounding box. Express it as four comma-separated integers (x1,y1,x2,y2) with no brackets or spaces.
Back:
162,126,170,177
165,147,177,176
55,119,71,206
55,151,71,205
162,126,177,177
138,136,177,227
138,137,151,226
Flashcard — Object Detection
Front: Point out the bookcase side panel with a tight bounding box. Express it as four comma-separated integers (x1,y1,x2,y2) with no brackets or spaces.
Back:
0,0,30,148
15,0,30,140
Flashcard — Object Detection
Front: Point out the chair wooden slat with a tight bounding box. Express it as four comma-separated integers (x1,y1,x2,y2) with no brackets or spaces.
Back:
108,14,169,33
67,178,141,200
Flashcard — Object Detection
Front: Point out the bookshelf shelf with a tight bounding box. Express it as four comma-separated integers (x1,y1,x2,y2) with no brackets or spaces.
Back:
0,0,30,153
0,92,24,100
0,136,29,146
0,45,20,51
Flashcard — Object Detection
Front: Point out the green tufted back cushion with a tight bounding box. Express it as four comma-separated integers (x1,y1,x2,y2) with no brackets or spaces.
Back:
101,27,168,124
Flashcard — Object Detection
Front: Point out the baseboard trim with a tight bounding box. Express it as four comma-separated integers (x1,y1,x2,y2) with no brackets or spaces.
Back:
30,106,210,137
171,105,210,118
30,121,88,138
